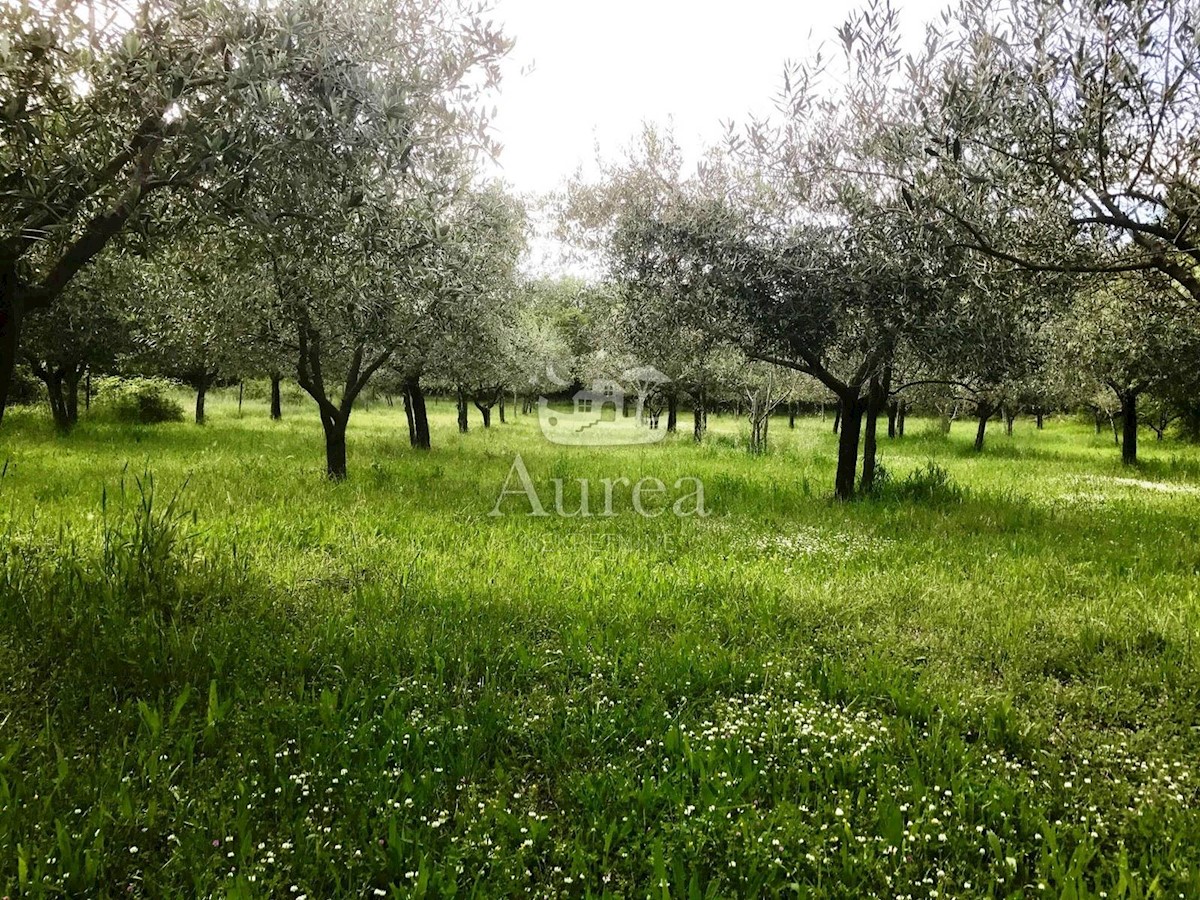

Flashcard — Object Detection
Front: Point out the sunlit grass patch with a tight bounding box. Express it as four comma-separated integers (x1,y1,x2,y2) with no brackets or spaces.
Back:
0,396,1198,896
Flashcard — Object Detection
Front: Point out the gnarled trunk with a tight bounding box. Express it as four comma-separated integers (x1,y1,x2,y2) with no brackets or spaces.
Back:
322,413,348,480
472,386,501,430
65,368,80,426
1121,392,1139,465
31,360,83,431
861,377,884,493
405,375,430,450
666,393,678,433
402,387,416,444
974,402,994,452
457,385,469,433
195,378,209,425
42,369,69,431
270,374,283,420
834,393,864,501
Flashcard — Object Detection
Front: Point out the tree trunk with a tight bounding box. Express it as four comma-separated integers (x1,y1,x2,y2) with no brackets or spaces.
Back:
50,377,68,430
692,390,706,443
833,401,841,434
479,405,492,428
270,374,283,420
402,387,416,445
84,368,91,412
323,414,348,480
406,376,430,450
666,393,678,433
898,401,906,437
1094,411,1104,435
886,401,898,438
65,369,80,426
195,379,209,425
1035,408,1044,430
40,369,70,431
457,386,469,433
0,284,21,427
1004,406,1015,436
974,403,992,452
861,377,884,493
499,392,506,424
1121,392,1139,465
788,402,796,429
834,393,864,501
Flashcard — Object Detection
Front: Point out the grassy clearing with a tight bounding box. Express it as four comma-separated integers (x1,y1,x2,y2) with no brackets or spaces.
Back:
1,395,1198,898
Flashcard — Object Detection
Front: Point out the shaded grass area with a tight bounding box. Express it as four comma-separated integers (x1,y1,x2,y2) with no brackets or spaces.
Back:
0,395,1198,897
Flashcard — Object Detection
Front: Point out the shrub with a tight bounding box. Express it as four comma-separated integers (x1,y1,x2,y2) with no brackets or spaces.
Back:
93,376,184,424
7,364,43,406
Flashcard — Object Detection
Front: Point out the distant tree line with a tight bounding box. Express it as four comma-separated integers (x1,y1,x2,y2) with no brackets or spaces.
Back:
5,0,1200,497
561,0,1200,497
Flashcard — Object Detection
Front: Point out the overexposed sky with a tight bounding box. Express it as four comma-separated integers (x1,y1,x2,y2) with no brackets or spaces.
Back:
486,0,951,198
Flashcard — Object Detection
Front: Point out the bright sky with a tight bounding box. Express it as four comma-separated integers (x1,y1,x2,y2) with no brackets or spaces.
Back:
486,0,951,198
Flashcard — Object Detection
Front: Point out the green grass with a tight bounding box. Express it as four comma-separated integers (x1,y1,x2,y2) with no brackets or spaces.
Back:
1,394,1198,898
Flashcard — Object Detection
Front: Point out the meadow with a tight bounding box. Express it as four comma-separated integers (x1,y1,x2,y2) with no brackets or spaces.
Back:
1,394,1198,898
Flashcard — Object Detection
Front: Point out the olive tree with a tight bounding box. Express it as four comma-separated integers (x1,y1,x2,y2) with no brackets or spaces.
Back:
0,0,318,422
913,0,1200,305
21,251,132,430
237,0,509,478
419,186,527,437
1063,273,1200,464
129,232,262,424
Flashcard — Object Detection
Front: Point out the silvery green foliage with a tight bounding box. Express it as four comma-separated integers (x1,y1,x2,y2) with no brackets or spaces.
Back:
911,0,1200,302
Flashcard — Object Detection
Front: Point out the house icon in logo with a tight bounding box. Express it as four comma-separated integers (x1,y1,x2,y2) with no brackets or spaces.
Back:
539,368,670,446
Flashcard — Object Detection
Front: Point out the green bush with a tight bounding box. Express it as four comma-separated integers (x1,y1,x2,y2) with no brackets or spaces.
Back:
93,376,184,424
7,364,43,406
